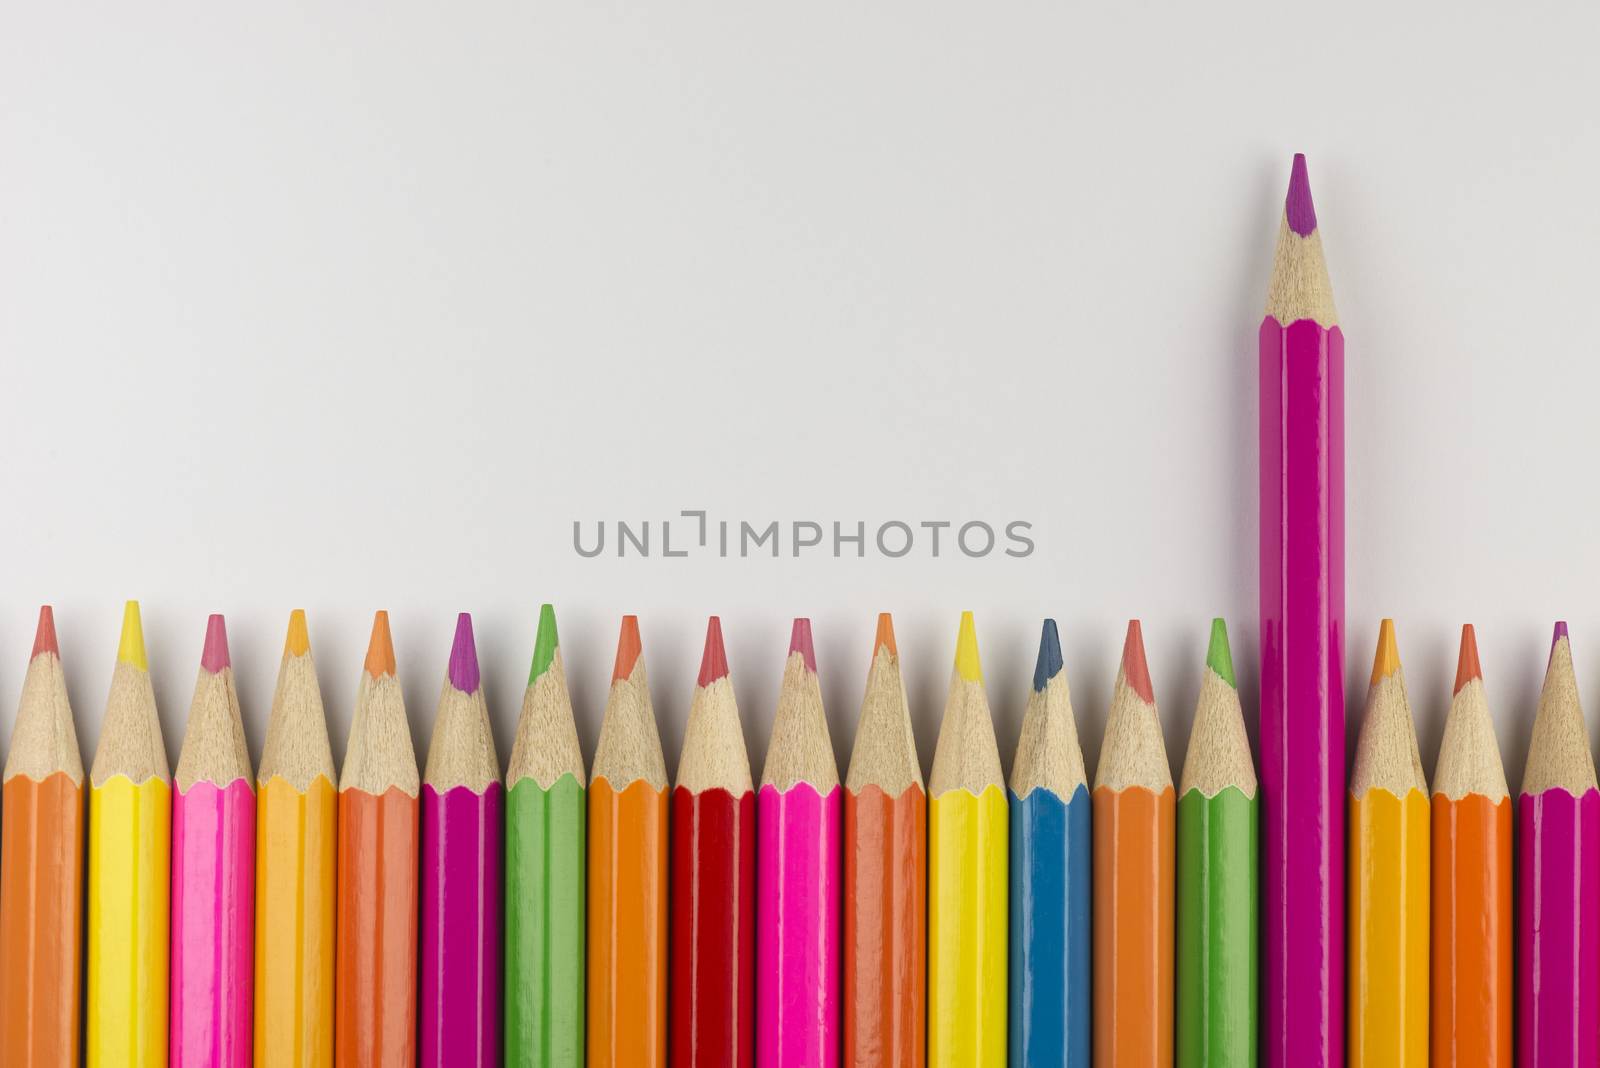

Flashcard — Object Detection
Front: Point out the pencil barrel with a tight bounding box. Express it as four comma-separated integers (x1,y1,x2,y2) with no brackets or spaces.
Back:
1092,784,1174,1068
928,785,1008,1068
587,778,668,1068
421,783,504,1067
0,773,84,1067
171,779,255,1068
670,785,755,1068
1175,787,1257,1068
843,784,925,1068
756,783,841,1068
335,786,419,1068
1348,789,1429,1066
1008,785,1091,1068
504,775,585,1066
1518,789,1600,1067
1430,793,1511,1067
1259,315,1346,1068
86,776,171,1067
254,775,337,1068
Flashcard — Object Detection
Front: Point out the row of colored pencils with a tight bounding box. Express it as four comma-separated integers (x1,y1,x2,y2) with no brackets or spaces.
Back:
0,602,1564,1067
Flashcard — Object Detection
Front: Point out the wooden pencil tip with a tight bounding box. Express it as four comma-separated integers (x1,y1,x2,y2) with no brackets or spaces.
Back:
449,612,481,693
117,600,148,671
201,614,230,673
1032,619,1063,693
1286,152,1317,236
612,615,643,682
1370,618,1402,683
1120,620,1154,704
1453,624,1482,695
1206,617,1235,688
788,618,817,674
873,612,898,657
954,611,982,683
284,609,310,657
697,616,730,687
31,605,58,659
528,603,559,684
364,610,396,678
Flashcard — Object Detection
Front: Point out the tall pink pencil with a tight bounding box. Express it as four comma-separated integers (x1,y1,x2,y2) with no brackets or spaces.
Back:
1259,152,1344,1068
756,619,841,1068
1518,622,1600,1066
170,614,256,1067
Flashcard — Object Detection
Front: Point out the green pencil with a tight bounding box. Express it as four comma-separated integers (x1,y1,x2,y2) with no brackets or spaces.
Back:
504,604,587,1065
1175,619,1259,1067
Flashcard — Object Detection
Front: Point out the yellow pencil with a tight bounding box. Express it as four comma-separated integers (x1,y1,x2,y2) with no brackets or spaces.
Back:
928,611,1007,1067
86,601,171,1066
1348,619,1429,1066
255,609,338,1067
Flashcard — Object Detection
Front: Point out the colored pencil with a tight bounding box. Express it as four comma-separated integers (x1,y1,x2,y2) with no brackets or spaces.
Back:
1175,619,1257,1068
1349,620,1428,1066
670,616,756,1068
757,618,841,1067
336,611,420,1068
1518,622,1600,1066
588,615,669,1068
421,613,503,1067
255,609,338,1068
1008,618,1091,1068
1093,619,1174,1067
1259,151,1344,1068
171,614,256,1067
505,604,587,1065
86,600,171,1066
0,606,85,1067
1431,624,1511,1067
928,611,1007,1067
843,613,925,1068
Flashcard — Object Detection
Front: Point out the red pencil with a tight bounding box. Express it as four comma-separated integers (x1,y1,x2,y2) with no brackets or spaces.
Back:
670,616,755,1068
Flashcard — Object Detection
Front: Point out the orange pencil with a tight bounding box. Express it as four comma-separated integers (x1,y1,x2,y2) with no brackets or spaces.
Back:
1093,620,1175,1067
0,607,85,1067
336,612,420,1067
1431,625,1512,1066
588,616,669,1067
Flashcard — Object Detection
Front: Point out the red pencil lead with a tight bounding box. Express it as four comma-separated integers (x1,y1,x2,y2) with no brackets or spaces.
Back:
697,616,730,687
1120,620,1154,705
31,604,58,659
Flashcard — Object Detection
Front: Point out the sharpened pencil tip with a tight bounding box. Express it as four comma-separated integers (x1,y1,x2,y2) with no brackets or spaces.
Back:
1032,619,1063,693
118,601,148,671
873,613,898,658
789,618,817,674
1453,624,1482,695
529,603,559,684
31,605,58,659
954,611,982,683
612,615,643,682
1120,620,1154,704
697,616,729,687
364,611,396,678
284,609,310,657
449,613,480,693
1206,618,1236,689
1286,152,1318,236
1371,619,1402,683
201,614,230,673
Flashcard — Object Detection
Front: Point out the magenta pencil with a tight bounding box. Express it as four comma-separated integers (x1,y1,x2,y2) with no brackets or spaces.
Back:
420,613,503,1067
170,614,256,1067
1518,622,1600,1066
1259,152,1344,1068
756,619,841,1068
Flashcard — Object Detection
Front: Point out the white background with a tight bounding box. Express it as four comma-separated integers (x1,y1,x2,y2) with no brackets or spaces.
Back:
3,1,1598,792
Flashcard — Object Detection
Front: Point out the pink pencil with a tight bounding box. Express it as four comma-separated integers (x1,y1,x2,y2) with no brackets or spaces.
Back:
170,615,256,1067
756,619,841,1067
1518,623,1600,1065
1259,152,1344,1068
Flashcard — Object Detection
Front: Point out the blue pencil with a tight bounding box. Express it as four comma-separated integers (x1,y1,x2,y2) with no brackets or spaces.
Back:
1008,619,1092,1068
